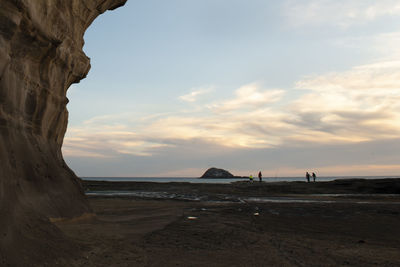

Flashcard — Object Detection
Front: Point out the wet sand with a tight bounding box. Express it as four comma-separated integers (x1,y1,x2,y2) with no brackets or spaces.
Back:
83,178,400,195
50,179,400,266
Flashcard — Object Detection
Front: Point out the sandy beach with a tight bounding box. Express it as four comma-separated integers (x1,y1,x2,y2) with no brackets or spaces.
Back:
43,179,400,266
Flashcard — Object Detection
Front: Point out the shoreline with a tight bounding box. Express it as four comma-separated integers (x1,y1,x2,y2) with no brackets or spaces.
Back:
82,177,400,195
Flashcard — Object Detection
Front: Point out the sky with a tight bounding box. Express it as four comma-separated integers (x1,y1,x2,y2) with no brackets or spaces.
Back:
63,0,400,177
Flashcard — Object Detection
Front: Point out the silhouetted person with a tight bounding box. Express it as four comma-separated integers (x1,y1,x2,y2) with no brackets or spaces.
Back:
312,172,316,182
306,172,310,183
258,171,262,182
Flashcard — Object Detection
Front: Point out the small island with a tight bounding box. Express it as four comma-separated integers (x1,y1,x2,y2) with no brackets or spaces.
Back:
200,167,235,178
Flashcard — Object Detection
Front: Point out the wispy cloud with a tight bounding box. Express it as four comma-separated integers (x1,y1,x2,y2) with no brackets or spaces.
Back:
64,27,400,176
179,86,214,102
283,0,400,28
62,1,400,177
210,83,285,112
63,124,172,158
64,58,400,159
63,84,289,158
289,58,400,142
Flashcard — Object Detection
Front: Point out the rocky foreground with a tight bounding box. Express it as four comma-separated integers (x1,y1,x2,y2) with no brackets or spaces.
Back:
38,178,400,266
1,178,398,266
58,181,400,266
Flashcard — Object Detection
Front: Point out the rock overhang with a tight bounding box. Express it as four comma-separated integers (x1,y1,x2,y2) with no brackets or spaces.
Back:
0,0,127,265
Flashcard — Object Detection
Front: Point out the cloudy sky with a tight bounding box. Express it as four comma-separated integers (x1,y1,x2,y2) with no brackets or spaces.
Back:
63,0,400,177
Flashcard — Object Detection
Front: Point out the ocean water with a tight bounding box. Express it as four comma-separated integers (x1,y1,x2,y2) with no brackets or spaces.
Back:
81,176,400,184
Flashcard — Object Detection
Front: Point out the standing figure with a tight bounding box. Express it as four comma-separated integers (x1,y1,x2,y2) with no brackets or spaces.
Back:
249,174,254,183
306,172,310,183
312,172,316,182
258,171,262,182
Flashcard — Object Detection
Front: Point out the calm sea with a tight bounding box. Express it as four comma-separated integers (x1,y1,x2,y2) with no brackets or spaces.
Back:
81,176,400,184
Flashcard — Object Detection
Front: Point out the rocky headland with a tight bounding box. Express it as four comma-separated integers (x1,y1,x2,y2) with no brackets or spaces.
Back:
0,1,126,265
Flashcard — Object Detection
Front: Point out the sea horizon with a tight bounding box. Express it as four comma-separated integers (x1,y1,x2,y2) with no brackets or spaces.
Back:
81,175,400,184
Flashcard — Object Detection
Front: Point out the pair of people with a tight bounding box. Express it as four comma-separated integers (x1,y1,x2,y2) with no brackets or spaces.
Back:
306,172,317,182
249,171,263,183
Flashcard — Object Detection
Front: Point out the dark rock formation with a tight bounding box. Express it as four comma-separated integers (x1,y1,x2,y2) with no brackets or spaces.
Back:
0,0,126,265
201,167,235,178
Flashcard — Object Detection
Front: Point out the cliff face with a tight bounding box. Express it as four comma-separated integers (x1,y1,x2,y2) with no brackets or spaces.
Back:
0,0,126,264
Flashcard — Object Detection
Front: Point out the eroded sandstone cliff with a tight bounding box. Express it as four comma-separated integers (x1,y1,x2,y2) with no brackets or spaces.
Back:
0,0,126,264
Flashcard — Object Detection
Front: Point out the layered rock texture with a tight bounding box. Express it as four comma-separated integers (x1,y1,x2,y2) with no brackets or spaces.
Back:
201,167,235,178
0,0,126,264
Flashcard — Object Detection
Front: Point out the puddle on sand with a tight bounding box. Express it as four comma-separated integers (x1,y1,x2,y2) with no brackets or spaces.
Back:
307,194,400,197
242,197,336,204
242,196,400,204
86,191,400,204
86,191,206,201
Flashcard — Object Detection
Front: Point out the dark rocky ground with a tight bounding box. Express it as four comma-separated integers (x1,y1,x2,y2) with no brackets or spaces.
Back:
42,178,400,266
54,197,400,267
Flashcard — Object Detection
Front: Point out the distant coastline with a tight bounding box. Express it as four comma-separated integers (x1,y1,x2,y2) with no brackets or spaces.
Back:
80,176,400,184
82,177,400,195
